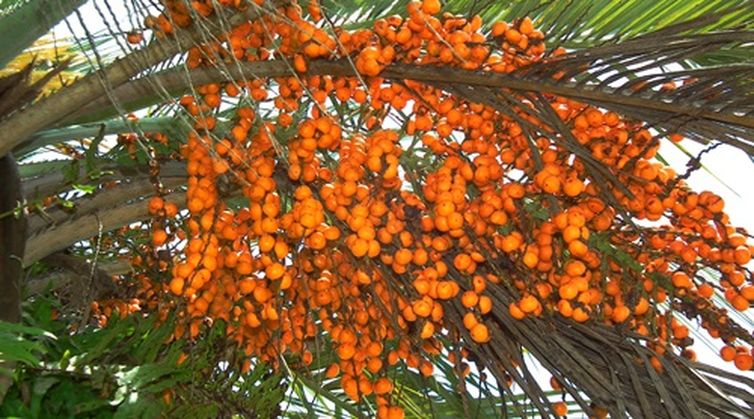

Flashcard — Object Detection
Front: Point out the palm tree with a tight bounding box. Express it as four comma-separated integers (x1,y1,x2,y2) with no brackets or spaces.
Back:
1,0,754,417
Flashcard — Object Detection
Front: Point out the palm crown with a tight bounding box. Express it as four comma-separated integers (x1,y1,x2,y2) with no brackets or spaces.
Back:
1,0,754,417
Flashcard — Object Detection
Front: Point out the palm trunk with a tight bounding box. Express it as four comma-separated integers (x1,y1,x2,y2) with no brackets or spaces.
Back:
0,154,26,401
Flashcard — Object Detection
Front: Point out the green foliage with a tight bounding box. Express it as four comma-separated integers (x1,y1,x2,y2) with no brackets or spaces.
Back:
0,295,287,418
0,321,55,372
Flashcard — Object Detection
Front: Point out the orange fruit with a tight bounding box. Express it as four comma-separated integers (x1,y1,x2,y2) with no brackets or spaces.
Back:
421,0,441,15
469,322,490,343
461,291,479,308
720,345,736,362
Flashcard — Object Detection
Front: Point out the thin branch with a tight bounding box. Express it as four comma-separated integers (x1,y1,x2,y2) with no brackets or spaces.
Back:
26,174,184,234
22,160,186,202
23,188,184,266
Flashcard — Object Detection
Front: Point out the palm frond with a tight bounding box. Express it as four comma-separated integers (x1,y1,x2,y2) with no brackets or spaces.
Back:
66,40,754,157
324,0,754,57
4,1,754,417
5,0,753,157
0,0,87,68
17,116,188,157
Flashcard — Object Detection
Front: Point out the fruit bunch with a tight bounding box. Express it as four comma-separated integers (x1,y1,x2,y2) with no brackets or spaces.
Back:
99,0,754,417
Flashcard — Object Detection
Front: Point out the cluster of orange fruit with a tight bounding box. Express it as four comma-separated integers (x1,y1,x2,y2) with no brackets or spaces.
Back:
104,0,754,416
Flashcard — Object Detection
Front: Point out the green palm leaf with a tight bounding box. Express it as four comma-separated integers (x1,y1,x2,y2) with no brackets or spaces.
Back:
0,0,87,68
